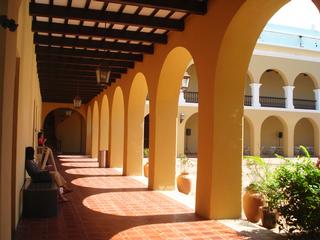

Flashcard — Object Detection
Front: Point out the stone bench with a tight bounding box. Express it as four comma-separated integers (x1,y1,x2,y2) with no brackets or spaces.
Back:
23,178,58,218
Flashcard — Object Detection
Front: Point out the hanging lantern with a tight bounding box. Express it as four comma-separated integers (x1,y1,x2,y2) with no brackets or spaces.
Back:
65,109,72,116
181,72,190,90
73,95,82,108
96,65,111,85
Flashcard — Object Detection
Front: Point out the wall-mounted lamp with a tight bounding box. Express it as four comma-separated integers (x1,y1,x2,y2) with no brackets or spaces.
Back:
179,112,185,123
0,15,18,32
181,72,190,91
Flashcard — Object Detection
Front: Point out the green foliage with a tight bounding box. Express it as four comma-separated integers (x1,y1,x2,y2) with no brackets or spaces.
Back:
143,148,149,158
271,146,320,236
244,147,320,237
244,155,279,209
178,154,192,174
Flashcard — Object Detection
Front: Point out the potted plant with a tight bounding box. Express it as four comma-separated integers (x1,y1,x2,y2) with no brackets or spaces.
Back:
270,146,320,237
143,148,149,177
242,156,267,223
176,154,193,194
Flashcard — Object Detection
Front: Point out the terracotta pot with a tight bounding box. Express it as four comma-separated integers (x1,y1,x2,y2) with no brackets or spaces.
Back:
143,162,149,178
177,173,192,194
260,207,278,229
242,190,264,223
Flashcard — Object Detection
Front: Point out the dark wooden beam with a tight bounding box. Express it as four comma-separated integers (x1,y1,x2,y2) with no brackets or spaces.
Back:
39,72,120,80
34,35,154,54
37,65,127,74
29,2,184,31
36,55,134,68
32,21,167,43
96,0,207,15
39,72,121,80
35,45,143,61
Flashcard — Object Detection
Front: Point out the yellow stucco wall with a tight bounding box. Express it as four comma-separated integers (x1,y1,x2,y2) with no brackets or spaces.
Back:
56,111,85,153
3,1,320,237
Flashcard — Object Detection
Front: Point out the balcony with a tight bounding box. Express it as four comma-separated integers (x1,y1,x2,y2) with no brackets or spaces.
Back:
260,96,286,108
185,92,317,110
184,91,198,103
293,98,316,110
244,95,252,106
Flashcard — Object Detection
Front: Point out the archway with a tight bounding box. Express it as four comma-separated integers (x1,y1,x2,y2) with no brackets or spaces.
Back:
125,73,148,176
110,87,124,168
86,106,92,155
143,114,149,149
293,73,316,109
260,69,286,108
244,73,252,106
294,118,315,156
184,113,198,155
260,116,286,157
91,101,99,158
205,0,320,218
150,47,193,190
43,108,86,154
100,95,109,152
243,117,252,156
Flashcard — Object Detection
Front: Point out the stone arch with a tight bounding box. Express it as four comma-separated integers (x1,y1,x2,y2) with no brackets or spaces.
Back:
43,108,86,154
205,0,291,219
100,95,110,151
41,103,86,127
244,73,252,98
150,46,193,190
260,115,288,156
110,87,124,168
184,112,198,155
91,101,99,158
260,69,286,107
86,105,92,155
125,72,148,176
243,116,254,156
293,73,316,109
294,118,317,156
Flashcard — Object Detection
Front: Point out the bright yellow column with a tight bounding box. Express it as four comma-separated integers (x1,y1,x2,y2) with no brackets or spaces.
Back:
149,47,192,190
110,87,124,168
91,101,99,158
124,73,148,176
86,106,92,155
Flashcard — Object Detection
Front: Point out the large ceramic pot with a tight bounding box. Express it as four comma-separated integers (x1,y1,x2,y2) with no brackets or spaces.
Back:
260,206,278,229
143,162,149,178
177,173,192,194
242,190,264,223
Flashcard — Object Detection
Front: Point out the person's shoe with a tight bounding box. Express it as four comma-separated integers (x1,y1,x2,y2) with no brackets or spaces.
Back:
63,188,73,194
58,195,70,203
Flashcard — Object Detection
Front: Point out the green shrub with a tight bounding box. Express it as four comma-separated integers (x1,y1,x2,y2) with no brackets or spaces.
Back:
178,154,192,174
272,146,320,237
143,148,149,158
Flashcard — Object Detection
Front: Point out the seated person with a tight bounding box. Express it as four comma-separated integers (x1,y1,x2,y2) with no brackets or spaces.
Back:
38,132,47,146
25,146,72,202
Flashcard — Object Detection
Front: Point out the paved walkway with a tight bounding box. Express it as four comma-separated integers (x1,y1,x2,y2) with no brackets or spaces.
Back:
15,155,283,240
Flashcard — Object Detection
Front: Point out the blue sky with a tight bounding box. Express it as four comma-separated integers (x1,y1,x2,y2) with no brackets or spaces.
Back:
269,0,320,31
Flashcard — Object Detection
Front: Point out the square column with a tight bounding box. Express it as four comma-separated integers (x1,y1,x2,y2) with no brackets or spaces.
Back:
249,83,261,107
313,89,320,110
283,86,295,109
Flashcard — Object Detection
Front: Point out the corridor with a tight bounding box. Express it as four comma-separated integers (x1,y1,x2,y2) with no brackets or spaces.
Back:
15,155,247,240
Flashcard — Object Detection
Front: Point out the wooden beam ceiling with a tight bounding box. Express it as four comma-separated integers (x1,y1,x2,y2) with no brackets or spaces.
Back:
95,0,207,14
34,35,154,54
30,0,208,103
32,21,168,43
30,3,184,31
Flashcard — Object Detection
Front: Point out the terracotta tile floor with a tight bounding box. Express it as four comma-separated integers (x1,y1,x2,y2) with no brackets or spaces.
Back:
15,155,273,240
